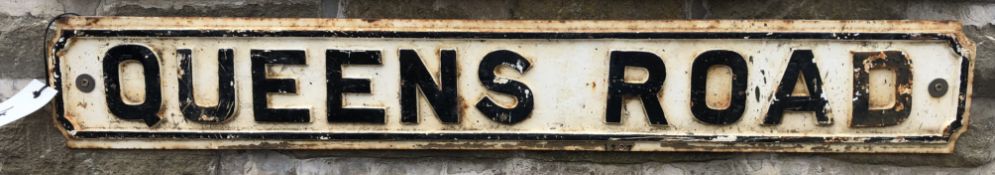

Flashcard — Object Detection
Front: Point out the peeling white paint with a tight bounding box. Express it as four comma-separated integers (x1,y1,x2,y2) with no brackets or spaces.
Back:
48,17,973,152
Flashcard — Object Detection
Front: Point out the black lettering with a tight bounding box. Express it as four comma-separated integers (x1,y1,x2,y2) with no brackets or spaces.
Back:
399,49,459,124
326,50,385,123
605,51,667,124
250,50,310,122
690,50,748,125
102,44,162,127
476,50,534,124
763,50,830,125
852,51,912,127
177,49,236,123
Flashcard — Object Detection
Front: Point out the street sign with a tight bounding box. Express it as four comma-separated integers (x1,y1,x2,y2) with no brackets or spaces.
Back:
48,17,974,152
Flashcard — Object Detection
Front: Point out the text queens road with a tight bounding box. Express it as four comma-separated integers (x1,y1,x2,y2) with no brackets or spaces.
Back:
49,17,974,152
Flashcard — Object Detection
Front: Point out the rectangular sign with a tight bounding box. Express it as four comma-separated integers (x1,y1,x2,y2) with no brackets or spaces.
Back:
48,17,975,152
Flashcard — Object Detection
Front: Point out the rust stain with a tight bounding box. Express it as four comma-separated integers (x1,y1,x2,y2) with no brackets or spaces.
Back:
47,17,973,153
458,98,469,122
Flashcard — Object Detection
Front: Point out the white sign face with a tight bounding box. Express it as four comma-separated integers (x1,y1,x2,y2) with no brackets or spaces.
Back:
48,17,974,152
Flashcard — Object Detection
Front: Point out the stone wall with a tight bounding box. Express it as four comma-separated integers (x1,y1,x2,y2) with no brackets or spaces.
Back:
0,0,993,174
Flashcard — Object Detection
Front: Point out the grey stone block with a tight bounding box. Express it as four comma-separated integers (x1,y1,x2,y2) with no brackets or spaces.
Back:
57,0,102,16
341,0,515,19
97,0,321,17
341,0,685,19
0,16,47,79
906,1,995,27
0,107,219,174
321,0,340,18
691,0,908,19
966,25,995,98
507,0,685,19
215,151,987,174
0,0,62,17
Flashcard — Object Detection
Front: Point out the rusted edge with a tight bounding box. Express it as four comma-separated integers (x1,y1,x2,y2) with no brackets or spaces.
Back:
58,16,964,34
47,17,975,152
63,140,957,153
944,28,975,153
47,20,77,140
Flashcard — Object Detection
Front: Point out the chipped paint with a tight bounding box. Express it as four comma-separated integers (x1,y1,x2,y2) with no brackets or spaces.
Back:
46,17,974,152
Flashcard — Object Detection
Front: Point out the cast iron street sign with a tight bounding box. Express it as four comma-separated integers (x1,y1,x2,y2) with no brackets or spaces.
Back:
48,17,975,152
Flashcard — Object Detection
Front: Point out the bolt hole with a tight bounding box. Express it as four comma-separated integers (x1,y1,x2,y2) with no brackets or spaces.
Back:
76,74,95,93
928,78,948,97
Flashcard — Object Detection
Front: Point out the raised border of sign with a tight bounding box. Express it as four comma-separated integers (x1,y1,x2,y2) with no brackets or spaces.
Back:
48,17,975,152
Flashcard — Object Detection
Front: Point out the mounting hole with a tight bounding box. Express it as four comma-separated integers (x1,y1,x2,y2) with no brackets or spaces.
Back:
928,78,948,97
76,74,95,93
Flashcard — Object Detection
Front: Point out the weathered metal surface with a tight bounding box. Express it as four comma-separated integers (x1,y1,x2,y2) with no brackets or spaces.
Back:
47,17,975,152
